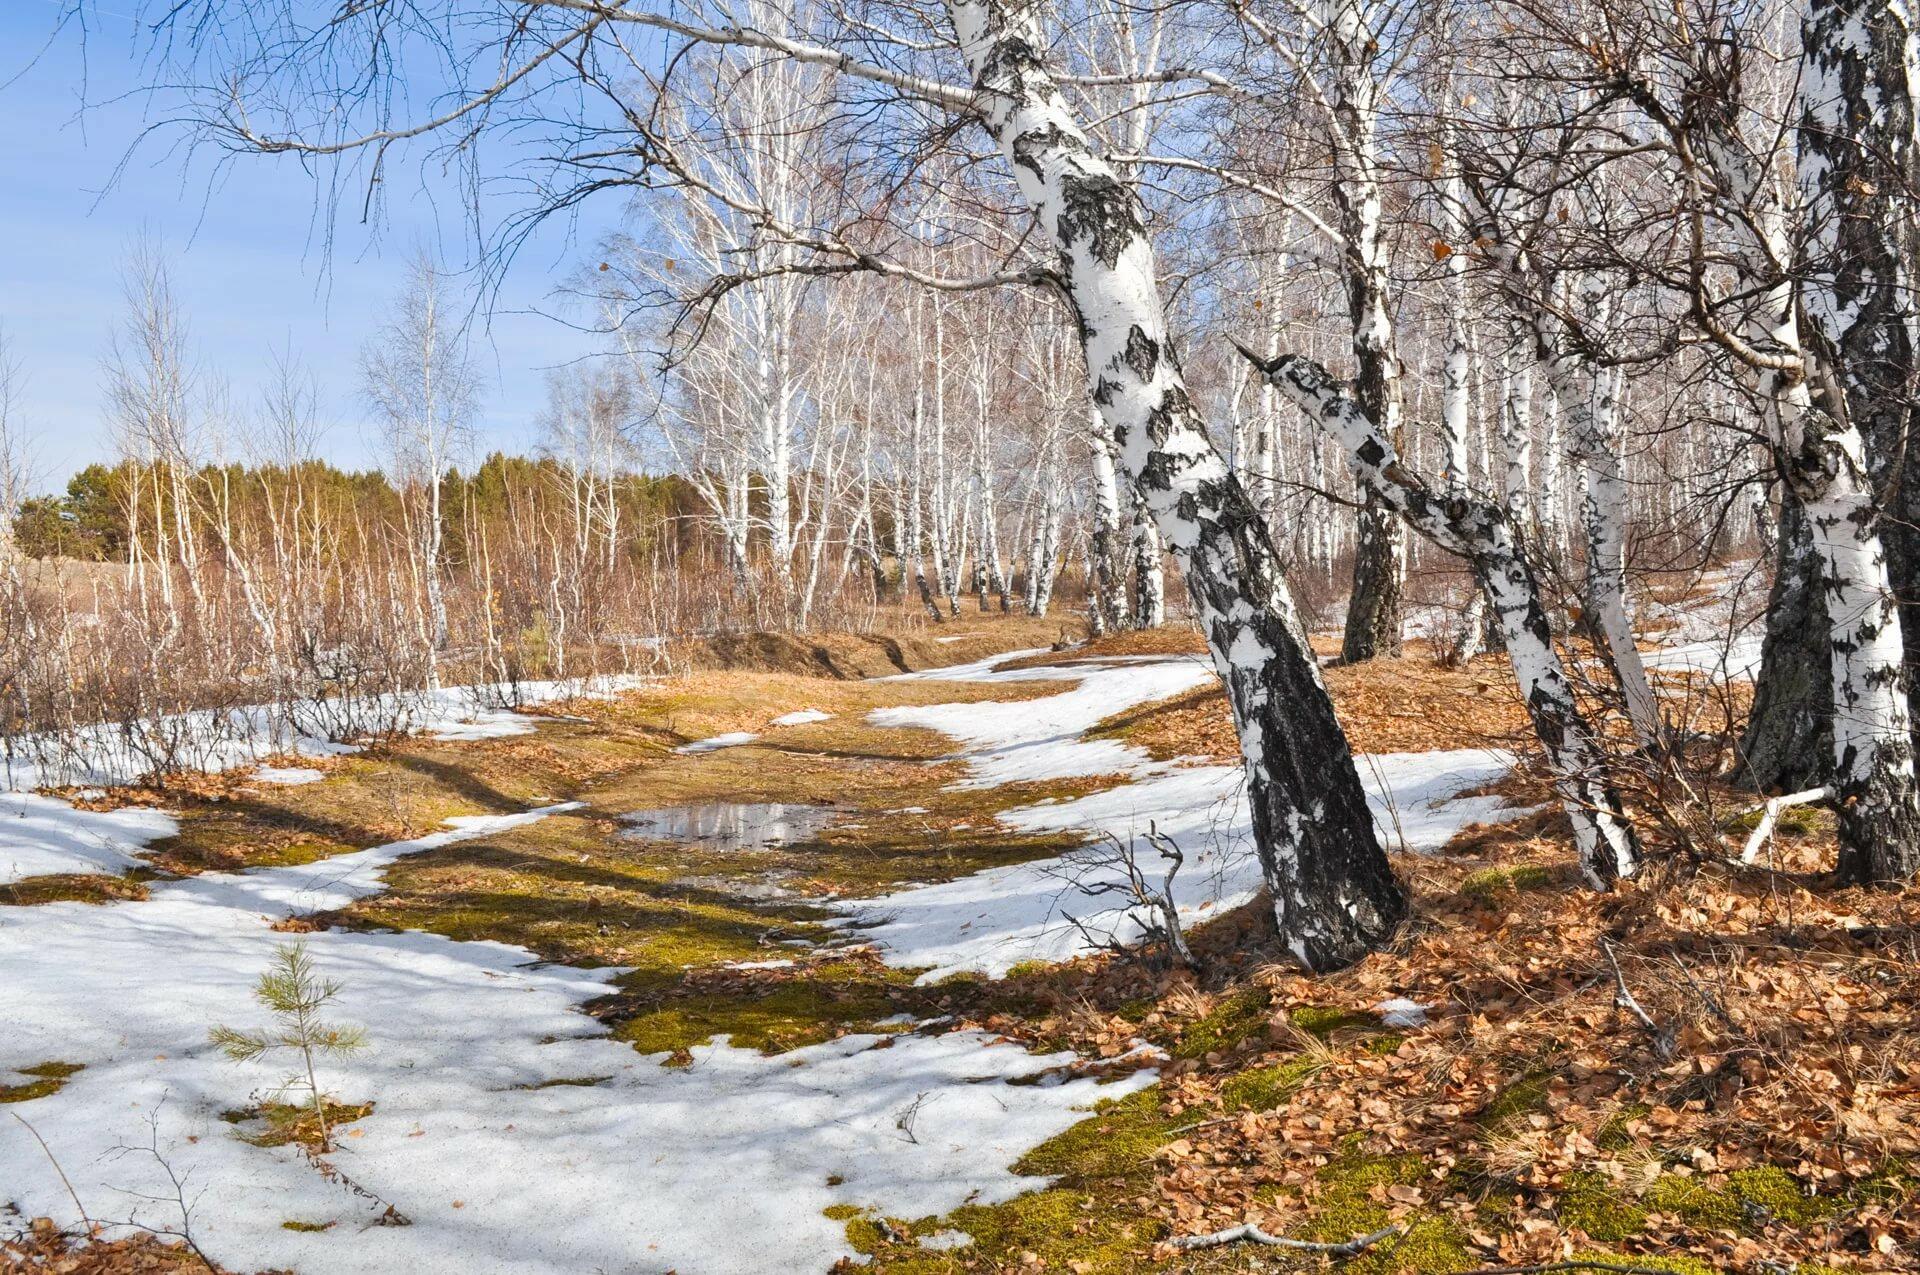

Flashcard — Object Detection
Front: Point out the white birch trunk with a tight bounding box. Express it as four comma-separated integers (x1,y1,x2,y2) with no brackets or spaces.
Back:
1247,346,1642,886
950,0,1404,968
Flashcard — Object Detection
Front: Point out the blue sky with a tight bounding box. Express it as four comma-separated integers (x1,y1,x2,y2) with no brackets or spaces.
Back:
1,3,616,494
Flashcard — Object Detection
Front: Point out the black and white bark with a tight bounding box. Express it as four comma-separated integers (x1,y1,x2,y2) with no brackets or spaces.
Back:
1801,0,1920,752
951,0,1404,968
1637,0,1920,879
1795,0,1920,881
1129,495,1166,628
1319,0,1407,665
1087,412,1128,635
1241,344,1642,887
1532,303,1663,748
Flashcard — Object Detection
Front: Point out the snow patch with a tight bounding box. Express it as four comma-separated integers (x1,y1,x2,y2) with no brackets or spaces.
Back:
1375,998,1431,1028
2,674,657,794
0,799,1150,1274
250,765,326,786
770,709,833,726
674,731,760,755
844,657,1520,981
1645,634,1764,682
0,793,178,884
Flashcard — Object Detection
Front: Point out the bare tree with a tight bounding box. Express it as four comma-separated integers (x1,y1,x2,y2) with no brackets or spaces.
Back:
363,251,479,684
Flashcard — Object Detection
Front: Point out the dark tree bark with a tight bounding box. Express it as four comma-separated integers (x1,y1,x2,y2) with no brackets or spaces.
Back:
1739,495,1833,794
1343,508,1405,662
949,0,1405,968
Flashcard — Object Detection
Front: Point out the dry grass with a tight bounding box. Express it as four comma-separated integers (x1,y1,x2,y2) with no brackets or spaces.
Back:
1081,641,1535,759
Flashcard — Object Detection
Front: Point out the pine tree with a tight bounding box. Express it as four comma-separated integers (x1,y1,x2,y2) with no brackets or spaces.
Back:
210,943,366,1152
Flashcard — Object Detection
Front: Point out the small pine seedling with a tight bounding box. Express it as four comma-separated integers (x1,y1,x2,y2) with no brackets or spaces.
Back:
210,942,366,1152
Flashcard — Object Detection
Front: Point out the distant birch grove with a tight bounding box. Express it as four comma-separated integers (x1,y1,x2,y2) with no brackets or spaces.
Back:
16,0,1920,966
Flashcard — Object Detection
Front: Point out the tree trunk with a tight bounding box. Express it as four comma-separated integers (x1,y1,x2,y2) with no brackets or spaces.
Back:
1541,330,1663,748
1327,0,1406,665
1248,346,1642,887
1088,422,1127,636
1343,509,1404,661
1739,493,1833,793
1802,0,1920,754
1129,496,1165,628
950,0,1404,968
1797,0,1920,880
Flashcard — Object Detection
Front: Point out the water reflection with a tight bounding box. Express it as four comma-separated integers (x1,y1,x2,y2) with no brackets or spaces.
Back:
620,802,840,852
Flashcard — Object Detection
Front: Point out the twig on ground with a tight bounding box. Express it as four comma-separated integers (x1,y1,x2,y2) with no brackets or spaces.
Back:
1601,937,1676,1060
1738,786,1831,864
9,1111,93,1234
1168,1221,1399,1254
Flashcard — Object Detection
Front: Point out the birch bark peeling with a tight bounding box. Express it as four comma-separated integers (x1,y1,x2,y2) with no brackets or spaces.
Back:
948,0,1404,967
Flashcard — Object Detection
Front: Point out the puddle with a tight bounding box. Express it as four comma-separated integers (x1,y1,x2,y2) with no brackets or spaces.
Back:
674,871,805,902
621,802,841,852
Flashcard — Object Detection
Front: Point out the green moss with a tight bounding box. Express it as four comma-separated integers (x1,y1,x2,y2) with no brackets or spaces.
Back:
615,977,906,1057
1644,1175,1742,1230
1003,959,1054,978
1460,864,1553,897
1729,1167,1840,1228
1596,1102,1650,1150
1219,1056,1321,1112
1722,805,1823,837
0,1060,85,1103
280,1220,335,1233
1643,1167,1840,1234
1301,1149,1472,1274
841,1084,1177,1272
1478,1071,1551,1131
1015,1087,1183,1180
843,1216,887,1253
1566,1251,1716,1275
1175,985,1272,1057
1287,1004,1376,1036
1558,1170,1647,1241
879,1187,1163,1274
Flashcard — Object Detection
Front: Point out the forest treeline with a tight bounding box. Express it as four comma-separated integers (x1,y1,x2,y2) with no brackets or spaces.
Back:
11,456,704,567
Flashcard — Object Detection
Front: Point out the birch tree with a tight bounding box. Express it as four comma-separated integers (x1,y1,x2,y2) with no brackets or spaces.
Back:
364,252,479,682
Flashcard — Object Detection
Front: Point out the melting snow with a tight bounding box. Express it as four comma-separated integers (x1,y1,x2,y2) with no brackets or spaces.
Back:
0,799,1150,1274
250,765,326,786
1645,634,1764,682
2,648,1540,1270
674,731,759,755
1375,998,1431,1028
1,674,657,794
0,792,178,884
843,657,1522,981
770,709,834,726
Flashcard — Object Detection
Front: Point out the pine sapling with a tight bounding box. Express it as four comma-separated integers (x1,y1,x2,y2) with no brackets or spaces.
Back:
210,942,366,1153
